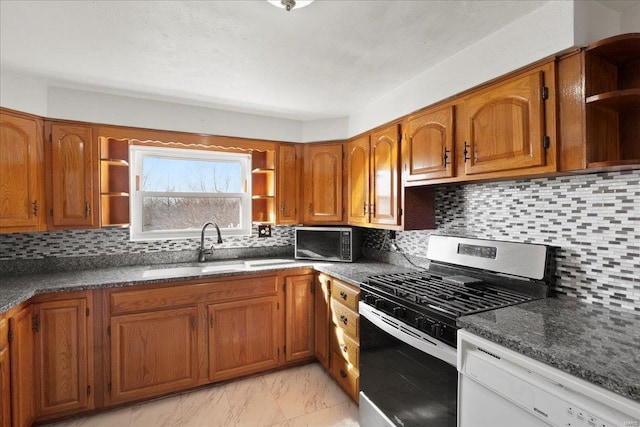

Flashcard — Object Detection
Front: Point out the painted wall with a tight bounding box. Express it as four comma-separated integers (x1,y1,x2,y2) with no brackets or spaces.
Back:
347,0,577,136
0,69,48,116
621,2,640,33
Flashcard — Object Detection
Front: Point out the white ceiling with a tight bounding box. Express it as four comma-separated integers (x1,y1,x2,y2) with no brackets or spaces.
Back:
0,0,620,121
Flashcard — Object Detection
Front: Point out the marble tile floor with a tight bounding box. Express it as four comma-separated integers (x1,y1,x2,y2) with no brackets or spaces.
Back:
44,363,360,427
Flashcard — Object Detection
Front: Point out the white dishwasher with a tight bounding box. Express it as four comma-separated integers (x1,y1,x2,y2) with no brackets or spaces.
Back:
457,330,640,427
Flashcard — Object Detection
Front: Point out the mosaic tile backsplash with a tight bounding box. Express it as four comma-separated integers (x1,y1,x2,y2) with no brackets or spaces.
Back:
1,170,638,312
366,169,640,313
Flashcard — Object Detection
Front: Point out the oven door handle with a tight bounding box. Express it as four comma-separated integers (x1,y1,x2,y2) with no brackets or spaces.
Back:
359,302,457,367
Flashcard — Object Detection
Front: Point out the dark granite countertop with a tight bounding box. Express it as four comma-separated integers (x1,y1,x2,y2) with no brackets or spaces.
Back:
0,258,417,315
457,298,640,403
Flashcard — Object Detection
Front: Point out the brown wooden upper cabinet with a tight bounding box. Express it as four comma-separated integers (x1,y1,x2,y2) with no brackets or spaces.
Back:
404,105,455,183
347,124,401,228
461,66,550,176
0,110,45,234
46,122,98,229
277,143,301,225
371,125,400,227
303,142,344,224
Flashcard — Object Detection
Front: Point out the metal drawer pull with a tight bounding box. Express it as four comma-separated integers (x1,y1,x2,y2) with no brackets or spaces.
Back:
340,291,347,300
340,369,347,378
340,343,348,352
340,315,348,325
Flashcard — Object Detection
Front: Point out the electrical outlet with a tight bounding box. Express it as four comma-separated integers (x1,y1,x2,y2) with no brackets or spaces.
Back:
258,225,272,238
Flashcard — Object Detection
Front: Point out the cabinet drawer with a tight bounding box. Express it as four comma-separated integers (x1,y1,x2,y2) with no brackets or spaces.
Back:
330,325,359,367
330,350,359,403
330,300,359,339
330,280,359,312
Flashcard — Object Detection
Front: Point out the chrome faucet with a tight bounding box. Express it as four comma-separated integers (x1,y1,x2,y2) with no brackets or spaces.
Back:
199,222,223,262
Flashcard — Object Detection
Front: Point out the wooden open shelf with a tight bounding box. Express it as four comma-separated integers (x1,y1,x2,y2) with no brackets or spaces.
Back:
251,151,276,224
585,33,640,167
99,137,131,227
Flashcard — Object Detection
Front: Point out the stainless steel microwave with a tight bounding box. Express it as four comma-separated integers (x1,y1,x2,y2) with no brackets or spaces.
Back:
294,227,363,262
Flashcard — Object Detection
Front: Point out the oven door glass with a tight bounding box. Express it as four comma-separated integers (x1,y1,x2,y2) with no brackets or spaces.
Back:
360,314,457,427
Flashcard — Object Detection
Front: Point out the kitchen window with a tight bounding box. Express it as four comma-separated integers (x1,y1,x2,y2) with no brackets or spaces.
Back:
129,145,252,240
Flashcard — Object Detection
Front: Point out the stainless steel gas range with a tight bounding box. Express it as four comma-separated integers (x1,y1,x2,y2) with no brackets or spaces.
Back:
358,235,552,427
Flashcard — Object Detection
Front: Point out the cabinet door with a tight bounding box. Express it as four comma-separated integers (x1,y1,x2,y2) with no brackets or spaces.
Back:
0,112,45,233
463,70,547,175
49,124,96,228
303,143,344,223
0,318,10,427
347,135,370,225
208,297,278,381
370,124,401,226
404,106,455,182
9,306,35,427
33,299,91,417
314,274,331,369
110,306,199,404
285,274,315,362
276,143,300,225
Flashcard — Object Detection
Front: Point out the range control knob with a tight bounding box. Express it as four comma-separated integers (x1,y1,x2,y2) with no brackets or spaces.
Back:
431,323,442,338
374,299,385,309
392,307,405,318
414,316,425,329
364,294,376,305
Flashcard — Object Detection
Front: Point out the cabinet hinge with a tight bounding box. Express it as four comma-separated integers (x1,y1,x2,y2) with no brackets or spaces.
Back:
543,136,550,149
542,86,549,100
32,314,40,332
7,330,13,343
86,308,90,317
310,282,315,294
277,302,280,310
283,345,286,355
398,208,403,218
107,382,112,394
107,326,111,336
50,209,53,217
190,316,196,331
48,133,52,143
87,385,91,396
397,133,402,143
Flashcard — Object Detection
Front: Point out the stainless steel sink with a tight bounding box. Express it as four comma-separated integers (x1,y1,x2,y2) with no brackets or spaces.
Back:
142,263,246,279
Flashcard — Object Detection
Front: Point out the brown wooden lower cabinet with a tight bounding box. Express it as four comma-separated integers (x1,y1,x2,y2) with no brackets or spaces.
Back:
33,298,93,418
314,273,360,403
314,274,331,369
0,317,11,427
9,305,35,427
208,297,279,381
109,306,199,405
284,274,315,362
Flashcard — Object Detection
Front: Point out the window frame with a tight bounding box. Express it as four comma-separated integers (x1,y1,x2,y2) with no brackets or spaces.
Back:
129,145,252,241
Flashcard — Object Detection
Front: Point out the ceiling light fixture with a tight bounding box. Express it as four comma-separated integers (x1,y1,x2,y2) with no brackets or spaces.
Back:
267,0,314,12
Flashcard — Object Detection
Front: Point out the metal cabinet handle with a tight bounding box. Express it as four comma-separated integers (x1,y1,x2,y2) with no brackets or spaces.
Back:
340,343,348,353
463,142,470,163
340,314,348,325
443,147,451,166
340,291,347,300
85,202,91,218
340,369,348,378
32,200,38,216
308,203,313,213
